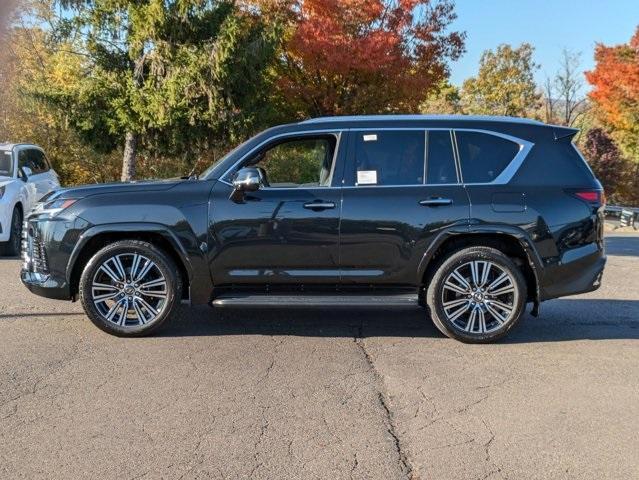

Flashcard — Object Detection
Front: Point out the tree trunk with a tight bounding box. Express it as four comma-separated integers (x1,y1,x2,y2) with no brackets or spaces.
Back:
121,131,137,182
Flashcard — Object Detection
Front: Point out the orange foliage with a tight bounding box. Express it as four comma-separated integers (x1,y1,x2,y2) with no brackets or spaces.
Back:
273,0,465,116
585,27,639,158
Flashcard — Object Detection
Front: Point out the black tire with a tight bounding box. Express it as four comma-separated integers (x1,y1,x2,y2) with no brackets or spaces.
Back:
2,207,23,257
79,240,182,337
426,246,527,343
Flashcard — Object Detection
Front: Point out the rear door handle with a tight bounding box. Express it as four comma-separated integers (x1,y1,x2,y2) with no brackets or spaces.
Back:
303,201,335,210
419,197,453,207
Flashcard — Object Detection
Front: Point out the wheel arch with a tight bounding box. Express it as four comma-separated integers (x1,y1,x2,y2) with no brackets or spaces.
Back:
67,223,192,301
417,226,542,309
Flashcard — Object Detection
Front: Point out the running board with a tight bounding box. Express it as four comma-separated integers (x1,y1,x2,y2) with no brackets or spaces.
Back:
211,293,419,308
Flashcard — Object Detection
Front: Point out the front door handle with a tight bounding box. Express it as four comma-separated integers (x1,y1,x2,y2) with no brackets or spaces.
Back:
419,197,453,207
303,201,335,210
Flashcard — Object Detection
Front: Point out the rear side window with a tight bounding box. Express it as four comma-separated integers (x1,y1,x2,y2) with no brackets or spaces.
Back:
456,131,520,183
354,131,425,186
426,131,457,184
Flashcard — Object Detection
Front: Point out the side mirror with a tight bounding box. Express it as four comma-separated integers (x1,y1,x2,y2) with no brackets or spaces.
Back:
230,167,262,202
19,166,33,182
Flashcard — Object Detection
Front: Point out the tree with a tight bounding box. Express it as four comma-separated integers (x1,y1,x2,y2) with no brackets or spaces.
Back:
30,0,281,181
273,0,465,117
585,27,639,161
0,17,121,185
419,80,462,114
461,43,541,117
543,49,588,126
582,128,628,203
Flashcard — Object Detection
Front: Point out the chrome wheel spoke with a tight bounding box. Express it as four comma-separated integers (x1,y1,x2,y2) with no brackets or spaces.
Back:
487,273,509,293
99,263,123,283
465,307,477,332
489,285,515,296
134,260,154,283
132,299,147,325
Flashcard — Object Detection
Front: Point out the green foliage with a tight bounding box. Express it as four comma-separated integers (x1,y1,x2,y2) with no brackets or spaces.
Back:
31,0,283,178
461,43,541,117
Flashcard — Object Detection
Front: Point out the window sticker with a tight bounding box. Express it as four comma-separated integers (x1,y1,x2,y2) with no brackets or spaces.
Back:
363,134,378,142
357,170,377,185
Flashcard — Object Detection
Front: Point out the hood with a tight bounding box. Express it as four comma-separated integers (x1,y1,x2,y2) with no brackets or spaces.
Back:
42,178,185,202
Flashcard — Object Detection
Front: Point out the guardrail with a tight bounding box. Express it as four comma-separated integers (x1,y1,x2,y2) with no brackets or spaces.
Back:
605,205,639,229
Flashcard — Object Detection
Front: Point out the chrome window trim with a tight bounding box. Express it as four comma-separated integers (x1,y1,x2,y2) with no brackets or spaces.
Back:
453,128,534,186
219,127,533,189
219,129,343,188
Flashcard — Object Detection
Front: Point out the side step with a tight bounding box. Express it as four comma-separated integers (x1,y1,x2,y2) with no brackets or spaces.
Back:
211,293,419,308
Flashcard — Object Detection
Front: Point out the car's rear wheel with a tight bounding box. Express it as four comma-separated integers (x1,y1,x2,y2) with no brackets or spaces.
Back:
426,246,527,343
2,207,23,257
79,240,181,336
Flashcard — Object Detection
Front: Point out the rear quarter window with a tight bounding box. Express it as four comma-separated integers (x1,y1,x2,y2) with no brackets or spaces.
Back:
456,131,520,183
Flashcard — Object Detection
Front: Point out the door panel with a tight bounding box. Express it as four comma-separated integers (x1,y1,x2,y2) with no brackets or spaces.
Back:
339,185,469,285
339,129,470,286
208,131,346,286
209,182,341,285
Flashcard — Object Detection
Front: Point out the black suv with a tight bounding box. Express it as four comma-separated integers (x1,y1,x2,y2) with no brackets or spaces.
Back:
21,115,606,342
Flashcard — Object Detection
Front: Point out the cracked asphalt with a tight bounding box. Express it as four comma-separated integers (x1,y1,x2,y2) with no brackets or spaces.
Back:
1,232,638,479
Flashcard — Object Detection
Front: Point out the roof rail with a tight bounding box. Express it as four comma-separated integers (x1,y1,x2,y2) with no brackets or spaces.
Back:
300,114,546,126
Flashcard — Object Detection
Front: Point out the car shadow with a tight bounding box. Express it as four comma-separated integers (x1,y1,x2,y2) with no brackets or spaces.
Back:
159,299,639,343
605,234,639,257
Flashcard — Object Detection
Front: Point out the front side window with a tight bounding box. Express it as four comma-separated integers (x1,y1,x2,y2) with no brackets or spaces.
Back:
426,131,457,184
18,149,48,174
246,136,337,188
0,151,14,177
456,131,520,183
29,150,49,173
354,130,425,186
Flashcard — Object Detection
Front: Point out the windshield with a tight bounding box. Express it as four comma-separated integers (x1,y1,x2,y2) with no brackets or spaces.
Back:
0,151,14,177
200,138,253,179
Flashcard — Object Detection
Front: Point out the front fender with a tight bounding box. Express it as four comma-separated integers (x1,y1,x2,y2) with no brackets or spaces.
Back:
65,222,194,285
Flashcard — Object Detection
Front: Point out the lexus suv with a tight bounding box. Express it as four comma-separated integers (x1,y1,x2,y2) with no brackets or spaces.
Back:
20,115,606,342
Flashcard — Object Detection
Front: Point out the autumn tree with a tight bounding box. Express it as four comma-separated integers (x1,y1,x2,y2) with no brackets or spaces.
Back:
586,27,639,161
272,0,465,117
461,43,541,117
420,80,462,114
582,128,634,204
29,0,281,181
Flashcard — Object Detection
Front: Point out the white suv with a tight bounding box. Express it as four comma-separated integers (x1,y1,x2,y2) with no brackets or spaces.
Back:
0,143,60,255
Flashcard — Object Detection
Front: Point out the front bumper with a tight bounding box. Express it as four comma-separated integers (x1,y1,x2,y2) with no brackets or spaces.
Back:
21,270,71,300
20,215,79,301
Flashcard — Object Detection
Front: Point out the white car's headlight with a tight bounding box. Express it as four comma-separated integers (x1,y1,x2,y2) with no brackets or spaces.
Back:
0,186,5,199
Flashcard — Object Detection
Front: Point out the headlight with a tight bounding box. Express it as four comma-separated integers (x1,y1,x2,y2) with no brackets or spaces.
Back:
0,186,5,199
36,198,78,217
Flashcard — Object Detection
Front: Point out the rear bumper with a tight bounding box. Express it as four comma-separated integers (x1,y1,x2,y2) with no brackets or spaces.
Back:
539,245,606,300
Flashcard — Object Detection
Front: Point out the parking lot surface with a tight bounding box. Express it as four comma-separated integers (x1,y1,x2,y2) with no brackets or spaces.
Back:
1,233,638,479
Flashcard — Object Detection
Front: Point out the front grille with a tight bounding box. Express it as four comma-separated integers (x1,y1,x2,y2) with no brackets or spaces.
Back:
22,221,49,274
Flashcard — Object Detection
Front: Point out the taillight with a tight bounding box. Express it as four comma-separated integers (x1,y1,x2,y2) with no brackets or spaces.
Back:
569,190,604,205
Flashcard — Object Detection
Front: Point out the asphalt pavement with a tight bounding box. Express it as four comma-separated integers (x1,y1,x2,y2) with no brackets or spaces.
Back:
1,233,638,479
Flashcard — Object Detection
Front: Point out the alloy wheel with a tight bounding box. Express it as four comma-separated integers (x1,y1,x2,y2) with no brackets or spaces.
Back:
440,260,517,334
91,253,168,327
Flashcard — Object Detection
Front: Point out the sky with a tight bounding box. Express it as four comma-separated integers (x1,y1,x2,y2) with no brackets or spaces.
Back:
448,0,639,94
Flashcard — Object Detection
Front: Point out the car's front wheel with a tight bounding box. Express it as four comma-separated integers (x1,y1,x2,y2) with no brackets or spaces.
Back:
426,246,527,343
79,240,182,336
